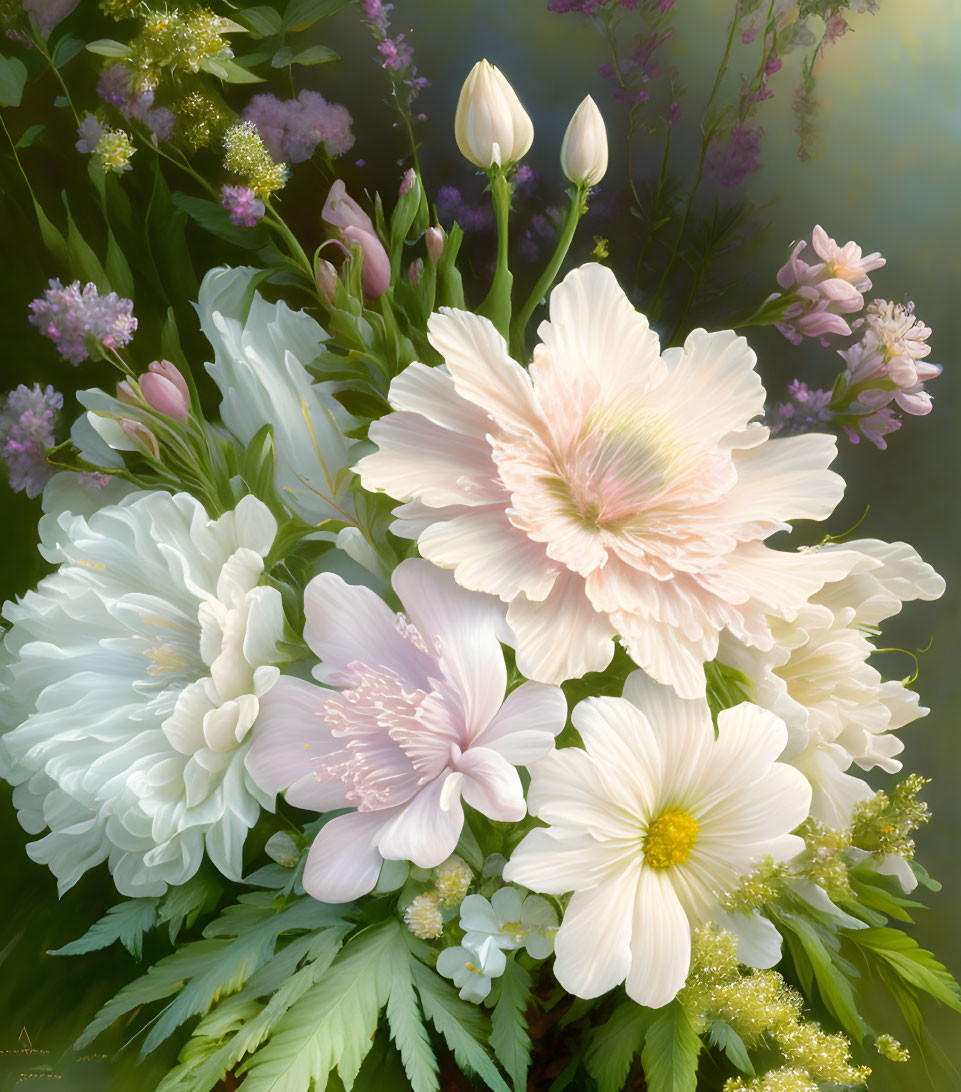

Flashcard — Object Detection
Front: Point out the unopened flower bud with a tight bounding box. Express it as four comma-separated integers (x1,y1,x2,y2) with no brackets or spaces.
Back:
264,831,301,868
322,179,375,234
148,359,189,402
342,224,391,298
425,225,445,263
399,167,417,196
140,371,190,421
408,257,424,284
561,95,608,186
116,379,138,406
315,258,339,303
119,418,160,459
454,59,533,169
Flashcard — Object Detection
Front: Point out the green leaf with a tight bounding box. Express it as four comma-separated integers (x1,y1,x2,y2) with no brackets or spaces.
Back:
171,191,270,249
271,46,294,67
241,921,396,1091
239,6,284,37
292,44,339,65
704,659,753,726
217,58,267,83
86,39,132,57
384,935,438,1092
157,872,224,944
640,999,701,1092
31,195,69,268
0,54,28,108
242,423,277,502
52,35,85,68
411,960,511,1092
850,928,961,1013
283,0,351,31
15,124,46,149
50,899,160,960
584,1000,649,1092
389,178,422,280
707,1021,754,1076
62,192,109,289
490,956,532,1092
146,161,196,302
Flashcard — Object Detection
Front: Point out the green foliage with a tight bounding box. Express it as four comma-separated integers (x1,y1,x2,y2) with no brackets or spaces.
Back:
0,53,28,107
50,898,160,960
707,1021,755,1076
172,192,270,250
704,659,754,725
848,928,961,1016
489,955,533,1092
384,935,440,1092
584,999,650,1092
640,998,702,1092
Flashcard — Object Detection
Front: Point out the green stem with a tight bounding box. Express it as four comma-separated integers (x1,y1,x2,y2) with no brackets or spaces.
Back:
478,168,513,340
0,111,37,197
635,122,673,283
509,185,586,361
263,203,315,283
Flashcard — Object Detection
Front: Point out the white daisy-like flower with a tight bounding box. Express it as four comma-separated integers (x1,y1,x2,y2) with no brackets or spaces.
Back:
357,262,851,696
718,538,945,827
503,672,812,1008
437,937,508,1004
0,491,283,896
459,887,558,959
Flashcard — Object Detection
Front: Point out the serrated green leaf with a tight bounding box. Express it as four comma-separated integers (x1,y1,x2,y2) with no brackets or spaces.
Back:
490,956,532,1092
851,928,961,1013
411,960,511,1092
86,39,132,57
384,935,438,1092
640,998,701,1092
584,1000,649,1092
240,921,395,1092
707,1020,754,1076
50,899,159,960
0,54,28,106
157,872,224,944
292,44,339,65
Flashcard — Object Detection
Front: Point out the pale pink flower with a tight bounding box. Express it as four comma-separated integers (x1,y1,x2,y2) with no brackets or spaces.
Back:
246,559,567,903
322,180,391,298
357,263,852,697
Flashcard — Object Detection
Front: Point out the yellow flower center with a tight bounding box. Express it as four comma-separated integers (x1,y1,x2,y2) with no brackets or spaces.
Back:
643,811,699,869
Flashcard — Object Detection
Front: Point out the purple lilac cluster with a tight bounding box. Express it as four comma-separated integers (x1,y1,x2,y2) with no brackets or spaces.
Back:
97,64,175,143
221,185,266,227
0,383,62,497
767,380,832,436
242,90,354,164
705,125,763,188
28,280,137,365
356,0,429,100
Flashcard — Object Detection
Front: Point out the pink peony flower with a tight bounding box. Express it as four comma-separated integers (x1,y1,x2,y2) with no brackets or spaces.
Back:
357,263,852,696
245,559,567,903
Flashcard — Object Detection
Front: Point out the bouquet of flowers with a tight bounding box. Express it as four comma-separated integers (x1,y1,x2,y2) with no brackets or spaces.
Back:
0,1,955,1090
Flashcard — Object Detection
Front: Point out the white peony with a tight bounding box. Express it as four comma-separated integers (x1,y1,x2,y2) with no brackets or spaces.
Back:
718,538,945,826
504,672,812,1009
197,265,359,528
0,491,283,896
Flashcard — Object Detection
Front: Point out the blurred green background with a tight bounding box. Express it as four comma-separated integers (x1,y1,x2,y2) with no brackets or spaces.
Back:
1,0,959,1088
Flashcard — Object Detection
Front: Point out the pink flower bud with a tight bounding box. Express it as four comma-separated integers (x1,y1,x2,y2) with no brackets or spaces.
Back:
342,225,391,298
119,418,160,459
116,379,138,406
322,179,375,235
425,226,445,264
315,258,339,303
147,359,189,403
399,168,417,196
408,257,424,284
140,372,190,420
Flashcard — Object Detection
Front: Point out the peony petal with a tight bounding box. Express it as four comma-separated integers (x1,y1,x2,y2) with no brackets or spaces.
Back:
456,747,526,822
729,433,845,526
375,773,465,868
303,809,386,902
472,681,567,764
507,571,616,685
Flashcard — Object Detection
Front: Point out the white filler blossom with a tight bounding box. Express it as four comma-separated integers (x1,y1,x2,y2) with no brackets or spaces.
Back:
0,491,283,896
505,671,812,1008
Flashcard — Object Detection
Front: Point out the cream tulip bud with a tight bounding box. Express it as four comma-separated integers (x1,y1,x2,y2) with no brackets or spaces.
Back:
454,59,533,169
560,95,608,186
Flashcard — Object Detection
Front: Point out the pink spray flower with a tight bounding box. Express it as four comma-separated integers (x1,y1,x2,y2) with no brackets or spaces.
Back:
246,559,567,903
322,180,391,298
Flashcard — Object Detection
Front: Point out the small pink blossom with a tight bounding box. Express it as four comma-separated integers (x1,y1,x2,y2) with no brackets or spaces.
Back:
705,125,763,188
221,184,265,227
741,27,759,45
843,407,901,451
140,360,190,420
0,383,62,497
246,560,567,903
28,279,137,365
242,90,354,164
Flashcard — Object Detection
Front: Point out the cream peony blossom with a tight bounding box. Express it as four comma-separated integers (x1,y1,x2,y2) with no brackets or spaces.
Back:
246,559,567,904
197,265,358,527
357,262,851,695
0,492,283,896
718,538,945,827
504,673,812,1008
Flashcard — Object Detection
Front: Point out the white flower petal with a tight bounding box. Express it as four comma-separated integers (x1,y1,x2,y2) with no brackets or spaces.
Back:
303,809,387,903
625,867,692,1008
374,773,464,869
472,681,567,764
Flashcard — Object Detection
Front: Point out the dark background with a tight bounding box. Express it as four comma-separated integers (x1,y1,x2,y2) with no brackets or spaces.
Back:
0,1,959,1088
